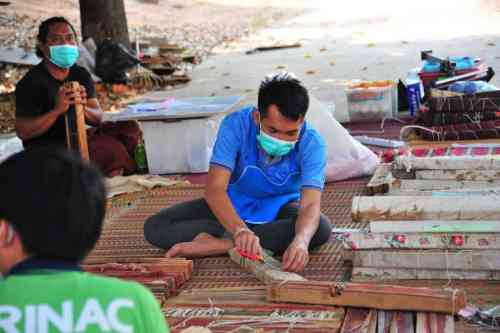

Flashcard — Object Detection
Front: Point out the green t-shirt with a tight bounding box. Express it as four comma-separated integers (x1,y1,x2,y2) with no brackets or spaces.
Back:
0,271,169,333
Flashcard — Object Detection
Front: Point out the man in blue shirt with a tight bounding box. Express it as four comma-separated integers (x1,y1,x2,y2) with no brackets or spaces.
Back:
144,73,332,272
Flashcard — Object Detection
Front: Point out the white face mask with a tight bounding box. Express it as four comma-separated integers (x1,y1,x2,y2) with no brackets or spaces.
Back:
0,222,14,246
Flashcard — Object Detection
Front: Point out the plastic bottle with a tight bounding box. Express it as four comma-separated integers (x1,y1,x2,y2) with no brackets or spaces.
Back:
134,138,148,174
405,69,423,116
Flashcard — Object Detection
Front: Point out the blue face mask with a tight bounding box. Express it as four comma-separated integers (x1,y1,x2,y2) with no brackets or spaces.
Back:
257,126,297,157
49,44,79,69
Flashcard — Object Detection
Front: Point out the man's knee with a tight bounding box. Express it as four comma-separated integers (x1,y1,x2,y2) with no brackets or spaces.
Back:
143,214,170,249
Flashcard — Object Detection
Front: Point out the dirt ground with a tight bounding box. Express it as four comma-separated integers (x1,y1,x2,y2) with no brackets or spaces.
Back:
1,0,307,55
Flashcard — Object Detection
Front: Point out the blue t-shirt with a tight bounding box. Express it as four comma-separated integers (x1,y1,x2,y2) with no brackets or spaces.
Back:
211,106,326,192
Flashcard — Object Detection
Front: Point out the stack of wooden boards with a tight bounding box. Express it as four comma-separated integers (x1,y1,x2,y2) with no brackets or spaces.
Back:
82,258,193,305
346,145,500,280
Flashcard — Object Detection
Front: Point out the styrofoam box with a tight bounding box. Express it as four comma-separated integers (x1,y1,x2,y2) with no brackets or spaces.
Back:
346,84,397,122
141,114,225,174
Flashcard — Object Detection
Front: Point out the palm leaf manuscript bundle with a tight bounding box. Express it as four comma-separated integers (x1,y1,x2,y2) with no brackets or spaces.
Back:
418,91,500,141
164,287,345,333
339,308,454,333
352,146,500,280
82,258,193,304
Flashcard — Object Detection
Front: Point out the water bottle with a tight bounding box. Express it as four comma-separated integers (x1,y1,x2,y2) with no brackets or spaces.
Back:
134,139,148,174
405,69,423,116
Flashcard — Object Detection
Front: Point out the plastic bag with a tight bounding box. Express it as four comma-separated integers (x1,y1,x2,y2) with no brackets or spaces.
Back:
95,39,140,83
306,95,379,181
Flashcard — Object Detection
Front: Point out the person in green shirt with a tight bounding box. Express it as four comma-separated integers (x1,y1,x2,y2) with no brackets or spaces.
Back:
0,149,169,333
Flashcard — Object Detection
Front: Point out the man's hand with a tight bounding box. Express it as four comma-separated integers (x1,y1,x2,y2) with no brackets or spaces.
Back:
282,237,309,272
234,228,262,259
54,85,87,115
78,85,88,107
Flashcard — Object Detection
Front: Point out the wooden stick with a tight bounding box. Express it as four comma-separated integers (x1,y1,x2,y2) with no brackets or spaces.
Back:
343,231,500,250
367,164,393,195
228,248,306,284
266,280,466,314
64,81,89,160
369,220,500,233
388,187,500,196
352,250,500,270
352,196,500,222
416,169,500,181
395,155,500,171
352,267,500,281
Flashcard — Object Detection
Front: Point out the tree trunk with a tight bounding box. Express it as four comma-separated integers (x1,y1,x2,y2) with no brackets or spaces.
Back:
79,0,130,48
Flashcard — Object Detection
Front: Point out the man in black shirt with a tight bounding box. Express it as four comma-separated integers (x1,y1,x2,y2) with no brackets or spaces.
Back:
15,17,139,176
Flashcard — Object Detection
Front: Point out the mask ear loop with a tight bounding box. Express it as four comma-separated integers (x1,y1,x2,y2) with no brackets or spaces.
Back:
6,225,14,244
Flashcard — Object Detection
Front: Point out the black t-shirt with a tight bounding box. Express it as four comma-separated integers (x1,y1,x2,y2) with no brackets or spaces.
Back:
15,62,96,149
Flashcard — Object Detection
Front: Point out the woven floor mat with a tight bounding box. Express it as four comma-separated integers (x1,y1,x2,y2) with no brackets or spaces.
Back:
88,178,370,288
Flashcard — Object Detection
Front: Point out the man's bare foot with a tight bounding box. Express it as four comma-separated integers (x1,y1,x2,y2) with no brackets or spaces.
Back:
165,233,233,258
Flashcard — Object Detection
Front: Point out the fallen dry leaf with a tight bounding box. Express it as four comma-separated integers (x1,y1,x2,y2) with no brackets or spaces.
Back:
305,70,317,75
320,47,327,52
275,65,287,70
329,60,336,66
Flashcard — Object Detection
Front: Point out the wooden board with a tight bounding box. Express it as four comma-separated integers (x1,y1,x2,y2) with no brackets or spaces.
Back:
267,281,466,314
369,220,500,233
395,155,500,171
352,267,500,281
416,169,500,181
228,248,306,284
352,250,500,270
367,164,393,195
352,196,500,222
343,231,500,250
387,187,500,196
64,81,89,160
389,179,500,195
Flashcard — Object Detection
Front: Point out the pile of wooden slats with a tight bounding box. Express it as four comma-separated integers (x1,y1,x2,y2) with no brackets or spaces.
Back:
82,258,193,305
346,146,500,281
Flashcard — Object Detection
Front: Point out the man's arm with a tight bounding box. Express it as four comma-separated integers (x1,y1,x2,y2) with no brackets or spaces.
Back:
282,188,322,272
84,98,103,126
15,86,73,140
205,164,262,257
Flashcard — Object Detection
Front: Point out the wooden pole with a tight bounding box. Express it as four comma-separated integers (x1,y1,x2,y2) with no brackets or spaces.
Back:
64,81,89,161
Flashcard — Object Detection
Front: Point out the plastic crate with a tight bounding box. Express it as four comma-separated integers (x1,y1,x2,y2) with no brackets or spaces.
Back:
346,81,397,122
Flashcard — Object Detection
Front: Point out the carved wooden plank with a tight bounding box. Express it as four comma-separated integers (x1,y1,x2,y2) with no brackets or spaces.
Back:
64,81,89,161
352,267,500,281
389,179,500,195
343,231,500,250
367,164,393,194
352,250,500,270
352,196,500,222
228,248,306,284
416,169,500,181
395,155,500,171
369,220,500,233
340,308,377,333
267,280,466,314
